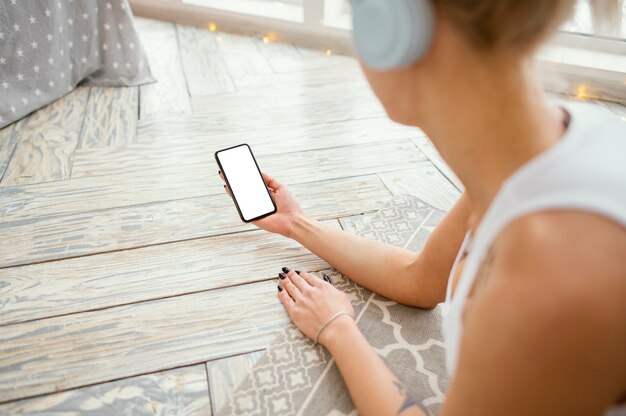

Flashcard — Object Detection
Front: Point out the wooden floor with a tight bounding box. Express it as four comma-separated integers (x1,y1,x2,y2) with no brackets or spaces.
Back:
0,18,624,414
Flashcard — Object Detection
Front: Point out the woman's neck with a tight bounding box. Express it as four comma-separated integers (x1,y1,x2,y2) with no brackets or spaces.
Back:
416,58,567,230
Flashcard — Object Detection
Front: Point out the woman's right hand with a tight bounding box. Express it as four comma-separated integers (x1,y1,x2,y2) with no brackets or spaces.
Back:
220,171,306,237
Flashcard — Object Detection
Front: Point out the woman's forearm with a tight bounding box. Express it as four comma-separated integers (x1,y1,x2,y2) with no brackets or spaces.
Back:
289,213,428,306
289,194,471,308
322,317,430,416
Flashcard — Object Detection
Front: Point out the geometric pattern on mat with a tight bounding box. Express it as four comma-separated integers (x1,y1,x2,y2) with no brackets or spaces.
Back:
217,195,450,415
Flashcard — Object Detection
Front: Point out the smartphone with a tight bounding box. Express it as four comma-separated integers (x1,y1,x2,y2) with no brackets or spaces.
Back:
214,144,277,223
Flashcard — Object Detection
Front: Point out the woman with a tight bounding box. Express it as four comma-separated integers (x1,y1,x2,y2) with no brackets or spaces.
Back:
222,0,626,414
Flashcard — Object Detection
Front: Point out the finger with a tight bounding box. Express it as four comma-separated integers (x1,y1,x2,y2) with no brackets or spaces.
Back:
224,184,232,198
277,285,294,312
298,270,322,287
286,269,311,292
280,273,302,301
218,170,225,181
261,172,283,191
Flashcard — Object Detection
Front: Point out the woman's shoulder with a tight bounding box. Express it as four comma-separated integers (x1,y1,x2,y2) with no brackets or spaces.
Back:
474,208,626,346
454,209,626,412
493,209,626,300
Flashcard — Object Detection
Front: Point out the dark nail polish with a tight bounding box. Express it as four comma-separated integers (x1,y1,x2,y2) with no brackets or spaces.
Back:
279,272,287,280
223,185,226,188
277,285,283,292
282,267,290,273
323,273,332,284
218,170,221,174
295,270,301,275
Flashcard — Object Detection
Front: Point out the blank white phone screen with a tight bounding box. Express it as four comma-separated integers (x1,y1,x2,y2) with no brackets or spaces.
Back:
218,145,275,221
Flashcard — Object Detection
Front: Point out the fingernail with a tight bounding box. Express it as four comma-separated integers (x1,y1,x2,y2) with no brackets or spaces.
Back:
323,273,332,284
295,270,301,275
282,267,290,273
218,170,221,174
278,272,287,280
223,185,226,188
277,285,283,292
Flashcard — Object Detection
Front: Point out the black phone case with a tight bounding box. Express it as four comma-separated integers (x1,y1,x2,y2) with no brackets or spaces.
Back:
214,143,278,223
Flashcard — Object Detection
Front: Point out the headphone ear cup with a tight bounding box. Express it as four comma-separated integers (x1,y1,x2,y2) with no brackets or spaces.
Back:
353,0,436,71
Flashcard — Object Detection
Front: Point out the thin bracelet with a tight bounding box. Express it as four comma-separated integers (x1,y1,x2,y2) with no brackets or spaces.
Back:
315,311,354,345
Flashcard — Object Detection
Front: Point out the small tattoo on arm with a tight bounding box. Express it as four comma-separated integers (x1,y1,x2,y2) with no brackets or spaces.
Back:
393,380,431,415
473,245,497,293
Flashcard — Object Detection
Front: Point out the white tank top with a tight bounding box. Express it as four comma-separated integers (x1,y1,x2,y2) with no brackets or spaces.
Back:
442,101,626,376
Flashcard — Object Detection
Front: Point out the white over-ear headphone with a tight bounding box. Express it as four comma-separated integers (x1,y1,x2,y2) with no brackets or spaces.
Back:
352,0,436,71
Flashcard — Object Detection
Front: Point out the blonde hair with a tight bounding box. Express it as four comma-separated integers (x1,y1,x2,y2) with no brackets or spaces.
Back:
434,0,621,50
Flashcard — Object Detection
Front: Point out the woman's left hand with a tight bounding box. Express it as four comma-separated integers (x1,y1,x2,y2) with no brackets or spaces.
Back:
277,268,355,347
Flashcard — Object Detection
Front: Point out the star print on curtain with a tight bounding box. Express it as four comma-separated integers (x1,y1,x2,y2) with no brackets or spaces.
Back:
0,0,154,128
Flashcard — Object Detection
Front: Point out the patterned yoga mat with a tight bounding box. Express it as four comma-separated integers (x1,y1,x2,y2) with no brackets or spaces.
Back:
217,195,451,416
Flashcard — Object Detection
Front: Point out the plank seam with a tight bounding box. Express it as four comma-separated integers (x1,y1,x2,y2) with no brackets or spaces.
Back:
0,124,20,184
74,86,94,152
174,23,194,98
204,363,214,416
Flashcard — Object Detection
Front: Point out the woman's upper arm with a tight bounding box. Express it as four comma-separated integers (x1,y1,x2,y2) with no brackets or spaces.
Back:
408,193,471,307
441,214,626,415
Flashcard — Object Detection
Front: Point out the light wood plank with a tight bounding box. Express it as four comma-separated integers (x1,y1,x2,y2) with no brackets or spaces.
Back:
0,281,290,403
190,84,383,125
378,166,461,212
137,106,383,143
215,32,274,78
256,39,358,73
0,123,17,181
0,140,426,224
177,26,273,85
0,220,341,327
74,117,421,177
137,101,393,145
0,365,211,415
232,66,366,92
176,25,237,96
412,137,464,191
0,176,389,268
139,85,385,138
77,87,139,149
1,87,90,186
206,351,265,414
189,76,371,116
136,18,191,118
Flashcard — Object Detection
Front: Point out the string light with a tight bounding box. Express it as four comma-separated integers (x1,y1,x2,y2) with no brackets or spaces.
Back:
217,35,222,42
208,22,217,32
325,48,332,56
262,32,278,43
576,84,590,100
